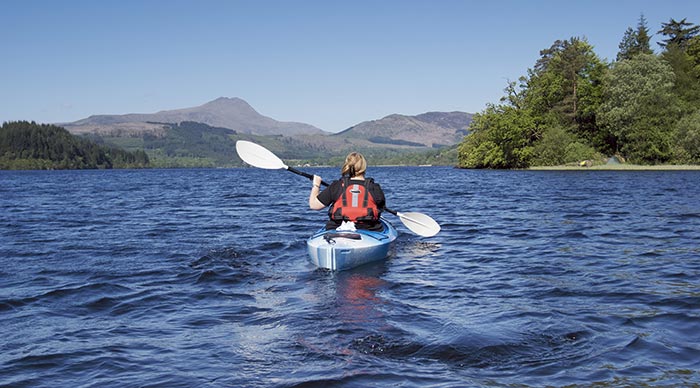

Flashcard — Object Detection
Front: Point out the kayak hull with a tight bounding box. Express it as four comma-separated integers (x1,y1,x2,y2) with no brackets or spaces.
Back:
306,220,398,271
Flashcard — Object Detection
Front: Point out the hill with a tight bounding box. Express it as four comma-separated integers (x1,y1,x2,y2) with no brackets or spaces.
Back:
335,112,471,148
77,120,463,168
56,97,473,167
64,97,326,136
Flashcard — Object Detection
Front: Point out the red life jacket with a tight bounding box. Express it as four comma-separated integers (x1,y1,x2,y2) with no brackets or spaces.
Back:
330,177,379,224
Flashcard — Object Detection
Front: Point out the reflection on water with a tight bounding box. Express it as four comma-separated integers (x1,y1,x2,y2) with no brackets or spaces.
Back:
337,271,387,324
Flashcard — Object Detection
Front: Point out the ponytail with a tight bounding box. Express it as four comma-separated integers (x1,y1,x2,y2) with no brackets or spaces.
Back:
341,152,367,177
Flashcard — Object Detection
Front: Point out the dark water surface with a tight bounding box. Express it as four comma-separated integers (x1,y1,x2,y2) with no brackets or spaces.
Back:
1,167,699,387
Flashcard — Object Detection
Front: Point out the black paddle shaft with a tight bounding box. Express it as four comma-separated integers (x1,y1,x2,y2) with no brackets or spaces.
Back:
287,166,329,187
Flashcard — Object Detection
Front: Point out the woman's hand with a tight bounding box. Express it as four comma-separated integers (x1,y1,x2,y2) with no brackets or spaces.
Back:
312,175,323,188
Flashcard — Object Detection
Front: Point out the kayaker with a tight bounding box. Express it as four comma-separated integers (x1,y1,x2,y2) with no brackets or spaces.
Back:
309,152,386,231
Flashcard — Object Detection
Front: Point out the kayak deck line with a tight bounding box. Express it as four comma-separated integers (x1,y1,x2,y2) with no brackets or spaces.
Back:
323,233,362,242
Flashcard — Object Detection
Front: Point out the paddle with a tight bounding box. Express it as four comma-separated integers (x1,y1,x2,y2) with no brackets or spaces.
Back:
235,140,440,237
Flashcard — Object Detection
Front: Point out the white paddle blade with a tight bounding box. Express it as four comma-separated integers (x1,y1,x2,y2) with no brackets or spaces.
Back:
397,212,441,237
235,140,288,169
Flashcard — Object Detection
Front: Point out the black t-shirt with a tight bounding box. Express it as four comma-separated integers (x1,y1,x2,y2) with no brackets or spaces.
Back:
317,177,386,229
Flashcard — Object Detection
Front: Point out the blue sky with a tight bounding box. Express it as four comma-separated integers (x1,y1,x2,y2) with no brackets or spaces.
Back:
2,0,699,132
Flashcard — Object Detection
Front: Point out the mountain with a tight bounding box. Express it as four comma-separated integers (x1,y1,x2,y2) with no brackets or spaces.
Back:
334,111,472,148
58,97,473,167
414,111,473,133
63,97,326,136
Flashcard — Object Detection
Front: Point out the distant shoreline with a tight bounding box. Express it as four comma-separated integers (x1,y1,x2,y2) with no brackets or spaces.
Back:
529,164,700,171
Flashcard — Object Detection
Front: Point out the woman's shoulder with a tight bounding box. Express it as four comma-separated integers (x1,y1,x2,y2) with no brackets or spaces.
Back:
327,179,345,193
364,178,383,193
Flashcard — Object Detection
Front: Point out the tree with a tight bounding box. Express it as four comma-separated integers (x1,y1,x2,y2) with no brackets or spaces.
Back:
523,37,607,145
658,18,700,49
662,43,700,113
531,126,599,166
617,14,654,61
688,36,700,70
458,104,536,168
597,54,680,163
673,110,700,163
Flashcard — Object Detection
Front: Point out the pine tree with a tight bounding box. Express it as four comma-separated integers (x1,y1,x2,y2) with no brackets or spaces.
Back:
658,18,700,49
617,14,653,61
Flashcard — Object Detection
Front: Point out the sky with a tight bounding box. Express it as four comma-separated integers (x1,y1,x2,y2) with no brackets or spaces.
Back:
2,0,699,133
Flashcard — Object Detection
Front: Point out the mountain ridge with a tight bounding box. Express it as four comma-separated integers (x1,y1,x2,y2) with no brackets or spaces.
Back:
335,111,471,147
64,97,326,136
61,97,473,166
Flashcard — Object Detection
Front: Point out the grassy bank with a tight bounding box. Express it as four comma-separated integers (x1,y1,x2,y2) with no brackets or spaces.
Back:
530,164,700,171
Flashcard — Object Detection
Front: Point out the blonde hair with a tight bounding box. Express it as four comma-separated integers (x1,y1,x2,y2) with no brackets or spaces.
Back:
341,152,367,177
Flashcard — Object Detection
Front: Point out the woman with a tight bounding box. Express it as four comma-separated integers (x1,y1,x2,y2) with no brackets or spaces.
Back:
309,152,386,231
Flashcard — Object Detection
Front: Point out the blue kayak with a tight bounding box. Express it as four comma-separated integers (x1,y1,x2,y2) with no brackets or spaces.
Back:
306,219,398,271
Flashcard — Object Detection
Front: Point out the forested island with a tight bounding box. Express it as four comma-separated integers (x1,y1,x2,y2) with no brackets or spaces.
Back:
0,121,149,170
458,17,700,169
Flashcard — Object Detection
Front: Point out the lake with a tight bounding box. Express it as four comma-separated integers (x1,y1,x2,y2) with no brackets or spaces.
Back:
1,167,699,387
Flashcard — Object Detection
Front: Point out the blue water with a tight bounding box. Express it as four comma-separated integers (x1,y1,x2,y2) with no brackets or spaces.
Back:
1,167,699,387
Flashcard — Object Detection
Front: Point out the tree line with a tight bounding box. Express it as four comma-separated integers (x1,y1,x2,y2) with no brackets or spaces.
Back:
0,121,150,170
459,17,700,168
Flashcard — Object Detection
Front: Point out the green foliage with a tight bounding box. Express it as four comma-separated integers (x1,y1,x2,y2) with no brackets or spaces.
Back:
0,121,149,170
330,145,457,167
688,36,700,71
673,110,700,163
459,138,504,169
142,121,238,166
661,43,700,113
597,54,679,163
531,126,599,166
564,141,599,163
458,105,535,168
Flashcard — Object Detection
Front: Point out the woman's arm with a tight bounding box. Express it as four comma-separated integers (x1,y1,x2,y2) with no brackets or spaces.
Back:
372,182,386,210
309,175,326,210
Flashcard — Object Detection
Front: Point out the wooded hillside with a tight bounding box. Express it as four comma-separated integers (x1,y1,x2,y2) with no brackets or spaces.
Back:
0,121,149,170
